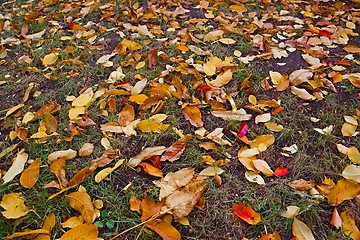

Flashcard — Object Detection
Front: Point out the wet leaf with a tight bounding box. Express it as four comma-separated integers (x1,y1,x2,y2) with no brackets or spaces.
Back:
232,203,261,225
160,134,192,162
1,193,30,219
20,158,40,188
292,218,315,240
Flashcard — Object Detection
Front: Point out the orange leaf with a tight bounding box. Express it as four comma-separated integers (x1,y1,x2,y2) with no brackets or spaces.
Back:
330,207,342,229
118,103,135,126
327,179,360,206
232,203,261,225
182,105,203,128
66,192,95,224
20,158,40,188
258,231,281,240
176,45,189,52
160,134,192,162
146,219,181,240
139,162,163,177
68,167,95,187
60,224,98,240
274,166,289,177
129,196,141,214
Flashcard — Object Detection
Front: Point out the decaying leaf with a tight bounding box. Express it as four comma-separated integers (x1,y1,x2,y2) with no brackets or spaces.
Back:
78,143,94,157
288,179,315,191
129,146,166,167
330,207,342,229
245,171,265,185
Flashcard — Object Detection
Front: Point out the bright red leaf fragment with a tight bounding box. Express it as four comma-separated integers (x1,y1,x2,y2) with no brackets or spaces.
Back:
195,85,213,91
237,122,249,137
319,30,331,38
232,203,261,225
274,166,289,177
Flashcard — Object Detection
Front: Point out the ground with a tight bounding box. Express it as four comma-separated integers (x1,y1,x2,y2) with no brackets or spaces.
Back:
0,0,359,240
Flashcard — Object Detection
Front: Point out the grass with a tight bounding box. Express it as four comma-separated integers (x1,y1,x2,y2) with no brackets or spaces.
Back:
1,0,360,240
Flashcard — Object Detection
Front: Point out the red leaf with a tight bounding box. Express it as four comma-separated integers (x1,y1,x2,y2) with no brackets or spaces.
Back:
237,122,248,137
68,23,75,29
274,166,289,177
232,203,261,225
319,30,331,38
195,85,213,91
149,155,161,169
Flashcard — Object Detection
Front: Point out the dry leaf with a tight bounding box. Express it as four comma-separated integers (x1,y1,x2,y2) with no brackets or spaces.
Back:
209,69,233,87
182,105,203,128
340,209,360,240
211,109,251,121
330,207,342,229
5,103,24,117
146,219,181,240
129,146,166,167
160,134,192,162
60,224,98,240
255,113,271,124
288,179,315,191
292,218,315,240
280,206,300,218
66,192,95,224
137,119,169,133
94,159,124,183
48,149,77,161
78,143,94,157
20,158,40,188
1,193,30,219
348,147,360,164
2,150,28,184
342,165,360,182
199,166,224,176
139,162,163,177
327,179,360,206
253,160,273,176
42,53,58,66
290,86,316,101
245,171,265,185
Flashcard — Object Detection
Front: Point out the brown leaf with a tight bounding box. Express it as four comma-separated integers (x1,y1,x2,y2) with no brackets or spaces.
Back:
20,158,40,188
182,105,203,128
66,192,95,224
288,179,315,191
68,167,95,187
118,103,135,126
327,179,360,206
148,48,158,69
129,196,141,214
343,44,360,53
171,76,190,100
160,134,192,162
60,224,98,240
91,149,120,168
146,219,181,240
140,194,163,222
78,143,94,157
44,113,58,134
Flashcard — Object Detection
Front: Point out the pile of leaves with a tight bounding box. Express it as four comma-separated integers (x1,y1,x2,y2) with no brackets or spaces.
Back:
0,0,359,239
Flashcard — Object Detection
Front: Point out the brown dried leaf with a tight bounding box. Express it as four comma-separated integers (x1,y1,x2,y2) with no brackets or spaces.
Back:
182,105,203,128
160,134,192,162
288,179,315,191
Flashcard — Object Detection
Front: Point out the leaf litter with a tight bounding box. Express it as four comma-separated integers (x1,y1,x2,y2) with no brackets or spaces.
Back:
0,0,360,239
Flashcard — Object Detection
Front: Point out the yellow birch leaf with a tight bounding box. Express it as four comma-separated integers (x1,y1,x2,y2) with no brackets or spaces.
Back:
146,219,181,240
340,209,360,240
22,112,36,124
1,193,30,219
5,103,24,117
209,69,233,87
60,224,98,240
264,122,284,132
341,122,357,136
348,147,360,164
2,150,28,184
135,61,146,70
20,158,40,188
94,159,124,183
72,91,94,107
61,216,84,229
292,218,315,240
342,165,360,182
136,119,169,133
129,94,148,104
327,179,360,206
66,192,95,224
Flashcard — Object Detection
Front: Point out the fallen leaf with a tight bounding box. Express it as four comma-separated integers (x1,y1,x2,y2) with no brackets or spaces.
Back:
199,166,224,176
327,179,360,206
255,113,271,124
342,165,360,182
290,86,316,101
60,224,98,240
330,207,342,229
340,209,360,240
348,147,360,164
245,171,265,185
274,166,289,177
1,193,30,219
42,53,58,66
237,122,249,137
146,219,181,240
253,160,273,176
129,146,167,167
292,218,315,240
139,162,163,177
341,122,357,136
288,179,315,191
160,134,192,162
4,229,49,239
280,206,300,218
72,91,94,107
20,158,40,188
48,149,77,161
137,119,169,133
182,105,203,128
5,103,24,117
78,143,94,157
211,109,252,121
232,203,261,225
66,192,95,224
94,159,124,183
2,150,28,184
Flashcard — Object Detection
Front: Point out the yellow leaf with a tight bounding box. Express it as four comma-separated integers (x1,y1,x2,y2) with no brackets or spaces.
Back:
42,53,58,66
20,158,40,188
280,206,300,218
5,103,24,117
219,38,236,45
340,209,360,240
342,165,360,182
61,216,84,229
60,224,98,240
327,179,360,206
264,122,284,132
253,159,273,176
199,166,223,176
229,4,247,12
1,193,30,219
136,119,169,133
0,143,20,159
2,150,28,184
135,61,146,70
5,229,49,239
292,218,315,240
72,91,94,107
69,106,86,120
94,159,124,183
202,56,222,76
348,147,360,164
341,122,357,137
66,192,95,224
101,137,111,150
22,112,36,124
209,69,233,87
129,94,148,104
146,219,181,240
245,171,265,185
248,134,275,148
203,30,224,42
